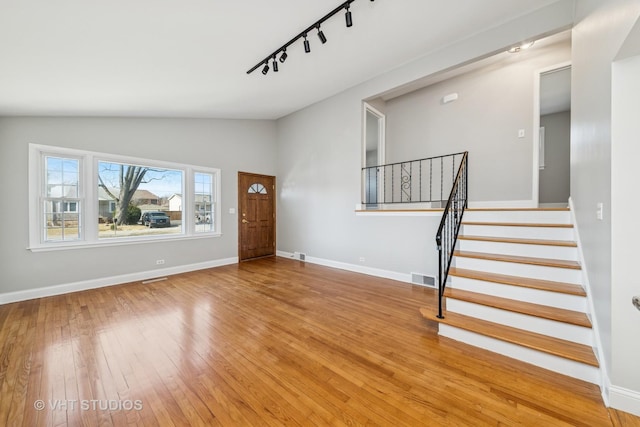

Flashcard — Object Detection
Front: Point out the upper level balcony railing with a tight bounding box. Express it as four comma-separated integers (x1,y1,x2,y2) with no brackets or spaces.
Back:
361,152,466,207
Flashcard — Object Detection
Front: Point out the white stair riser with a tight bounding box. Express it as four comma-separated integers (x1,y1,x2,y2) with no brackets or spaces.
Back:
448,276,587,312
445,299,593,345
461,224,575,241
457,239,578,261
464,210,570,224
439,325,600,384
453,257,581,284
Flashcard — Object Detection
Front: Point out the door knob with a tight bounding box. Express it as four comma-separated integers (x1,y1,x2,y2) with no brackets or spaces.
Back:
242,219,249,224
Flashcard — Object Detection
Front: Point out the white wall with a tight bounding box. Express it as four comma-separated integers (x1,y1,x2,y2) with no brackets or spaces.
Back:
571,0,640,412
0,117,276,295
384,41,570,203
611,53,640,414
276,2,574,278
539,110,570,203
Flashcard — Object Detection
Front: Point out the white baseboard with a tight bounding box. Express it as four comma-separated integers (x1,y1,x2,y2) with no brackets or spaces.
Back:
539,202,570,208
0,257,238,305
277,250,414,284
468,200,535,208
609,385,640,416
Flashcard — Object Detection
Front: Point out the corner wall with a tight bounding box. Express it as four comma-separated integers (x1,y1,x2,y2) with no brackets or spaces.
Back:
384,41,570,203
0,117,276,296
571,0,640,413
276,2,574,279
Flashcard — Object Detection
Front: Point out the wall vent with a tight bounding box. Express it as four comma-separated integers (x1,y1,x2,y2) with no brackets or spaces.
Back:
294,252,306,261
411,273,436,288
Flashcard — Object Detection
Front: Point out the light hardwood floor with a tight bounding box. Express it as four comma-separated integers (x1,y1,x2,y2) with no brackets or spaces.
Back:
0,257,638,426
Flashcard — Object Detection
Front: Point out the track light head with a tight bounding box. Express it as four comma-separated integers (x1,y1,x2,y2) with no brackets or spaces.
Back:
317,24,327,44
247,0,368,75
303,33,310,53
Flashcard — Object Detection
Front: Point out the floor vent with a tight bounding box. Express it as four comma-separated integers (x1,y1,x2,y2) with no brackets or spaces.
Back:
294,252,306,261
411,273,436,288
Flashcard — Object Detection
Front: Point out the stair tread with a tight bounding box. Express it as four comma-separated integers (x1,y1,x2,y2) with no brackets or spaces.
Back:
458,235,577,247
443,288,592,327
449,268,587,296
420,309,599,367
454,250,581,270
463,221,573,228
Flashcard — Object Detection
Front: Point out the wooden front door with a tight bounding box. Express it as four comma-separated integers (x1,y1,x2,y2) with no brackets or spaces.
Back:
238,172,276,261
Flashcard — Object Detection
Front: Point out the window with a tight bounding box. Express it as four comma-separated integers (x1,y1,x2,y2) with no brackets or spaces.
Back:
43,156,82,242
194,172,215,233
97,160,183,239
248,183,267,194
29,144,221,251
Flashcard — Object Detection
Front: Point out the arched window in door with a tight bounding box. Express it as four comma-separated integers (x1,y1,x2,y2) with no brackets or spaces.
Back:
248,183,268,194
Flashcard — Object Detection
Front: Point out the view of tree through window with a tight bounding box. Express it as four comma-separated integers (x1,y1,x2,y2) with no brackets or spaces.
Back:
97,161,183,239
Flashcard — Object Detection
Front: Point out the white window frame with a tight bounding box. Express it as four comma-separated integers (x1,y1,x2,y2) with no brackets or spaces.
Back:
28,144,222,252
192,170,217,234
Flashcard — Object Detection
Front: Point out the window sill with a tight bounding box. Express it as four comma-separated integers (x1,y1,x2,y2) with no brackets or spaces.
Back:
27,232,222,253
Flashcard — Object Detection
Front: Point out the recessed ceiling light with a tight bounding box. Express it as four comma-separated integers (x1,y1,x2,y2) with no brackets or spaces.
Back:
508,41,535,53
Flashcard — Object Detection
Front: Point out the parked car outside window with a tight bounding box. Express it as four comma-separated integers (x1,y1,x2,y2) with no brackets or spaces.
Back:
139,211,171,228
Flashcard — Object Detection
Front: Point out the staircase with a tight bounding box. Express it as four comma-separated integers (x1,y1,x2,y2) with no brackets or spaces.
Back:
421,207,600,384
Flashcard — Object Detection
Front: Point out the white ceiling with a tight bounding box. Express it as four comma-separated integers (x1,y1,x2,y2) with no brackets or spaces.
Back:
0,0,562,120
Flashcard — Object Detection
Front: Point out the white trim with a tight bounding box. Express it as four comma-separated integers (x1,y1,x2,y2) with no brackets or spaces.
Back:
538,202,569,208
568,197,609,405
277,251,415,284
609,385,640,416
533,61,571,208
539,126,546,169
27,232,223,252
362,102,386,205
0,257,238,305
467,200,535,208
28,143,222,251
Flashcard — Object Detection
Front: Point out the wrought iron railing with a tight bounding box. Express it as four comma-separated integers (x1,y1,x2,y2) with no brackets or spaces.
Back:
361,152,466,206
435,151,468,318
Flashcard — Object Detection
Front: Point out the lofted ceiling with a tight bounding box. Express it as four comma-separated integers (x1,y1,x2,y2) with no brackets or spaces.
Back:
0,0,564,119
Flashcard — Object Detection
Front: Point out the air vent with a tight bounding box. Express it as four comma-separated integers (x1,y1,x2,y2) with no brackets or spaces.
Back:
411,273,436,288
294,252,306,261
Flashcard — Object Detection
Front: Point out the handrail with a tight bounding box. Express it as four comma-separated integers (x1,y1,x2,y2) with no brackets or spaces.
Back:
435,151,468,318
365,152,467,169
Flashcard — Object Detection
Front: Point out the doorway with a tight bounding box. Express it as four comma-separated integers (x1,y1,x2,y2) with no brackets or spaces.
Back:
363,103,386,206
238,172,276,261
536,64,571,206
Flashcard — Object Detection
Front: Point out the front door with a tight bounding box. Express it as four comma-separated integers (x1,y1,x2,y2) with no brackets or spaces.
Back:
238,172,276,261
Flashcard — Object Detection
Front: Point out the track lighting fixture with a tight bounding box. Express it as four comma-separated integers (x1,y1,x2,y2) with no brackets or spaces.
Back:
317,25,327,44
303,34,311,53
247,0,372,75
345,5,353,27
